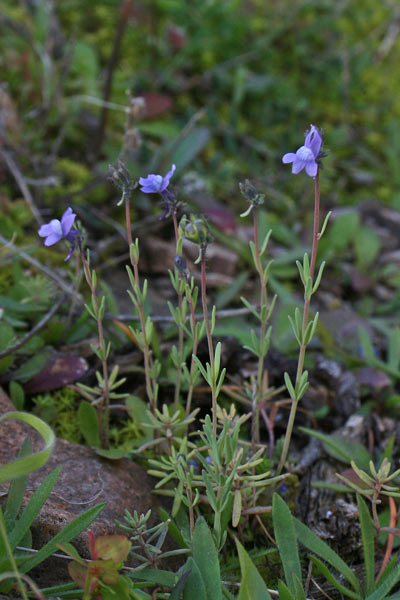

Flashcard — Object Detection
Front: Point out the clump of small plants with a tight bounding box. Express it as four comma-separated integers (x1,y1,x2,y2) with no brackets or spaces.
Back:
1,124,400,600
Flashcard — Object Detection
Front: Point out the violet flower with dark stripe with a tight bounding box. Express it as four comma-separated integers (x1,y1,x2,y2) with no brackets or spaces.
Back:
282,125,322,177
139,164,177,218
38,206,78,260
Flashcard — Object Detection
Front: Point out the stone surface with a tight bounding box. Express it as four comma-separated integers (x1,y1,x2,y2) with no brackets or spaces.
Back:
0,387,170,587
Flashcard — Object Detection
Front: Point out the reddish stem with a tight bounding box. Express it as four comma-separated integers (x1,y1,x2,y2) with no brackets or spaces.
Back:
376,496,397,583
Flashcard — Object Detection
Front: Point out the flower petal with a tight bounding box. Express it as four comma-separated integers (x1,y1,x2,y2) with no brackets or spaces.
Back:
41,219,63,238
305,160,318,177
292,159,306,174
61,207,76,236
282,153,296,164
43,232,63,246
38,223,55,237
160,164,176,191
139,174,163,193
305,125,322,158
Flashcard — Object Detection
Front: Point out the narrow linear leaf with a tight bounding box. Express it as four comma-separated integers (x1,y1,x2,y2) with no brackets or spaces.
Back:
272,494,301,594
294,517,360,593
19,503,106,573
236,538,272,600
0,412,55,483
183,557,207,600
78,401,101,447
278,580,296,600
192,517,222,600
5,438,32,521
357,493,375,596
8,466,62,551
365,560,400,600
310,556,360,599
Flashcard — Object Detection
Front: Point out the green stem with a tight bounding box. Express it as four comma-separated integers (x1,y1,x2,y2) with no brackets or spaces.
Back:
125,191,133,248
185,287,199,416
252,207,268,449
172,209,184,409
132,260,157,413
125,192,157,413
277,172,320,475
79,243,110,448
200,246,217,433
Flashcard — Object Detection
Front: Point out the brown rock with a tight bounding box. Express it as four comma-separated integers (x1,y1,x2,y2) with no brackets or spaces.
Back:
0,387,171,587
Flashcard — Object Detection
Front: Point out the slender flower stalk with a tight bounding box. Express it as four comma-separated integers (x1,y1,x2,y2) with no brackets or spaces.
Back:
38,202,127,448
276,174,320,475
78,240,110,447
239,180,275,452
110,161,159,413
171,229,185,410
252,207,268,447
277,125,329,476
138,163,183,409
200,245,215,371
180,215,224,434
129,243,158,414
185,280,200,416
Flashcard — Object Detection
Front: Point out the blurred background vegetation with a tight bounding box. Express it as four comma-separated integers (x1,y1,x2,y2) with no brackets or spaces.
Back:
1,0,400,223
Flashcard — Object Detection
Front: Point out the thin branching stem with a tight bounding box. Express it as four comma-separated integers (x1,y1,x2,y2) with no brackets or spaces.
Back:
252,207,268,448
172,209,184,409
132,253,156,413
124,190,157,412
79,243,110,447
376,495,397,583
277,172,320,475
200,245,217,433
185,286,199,415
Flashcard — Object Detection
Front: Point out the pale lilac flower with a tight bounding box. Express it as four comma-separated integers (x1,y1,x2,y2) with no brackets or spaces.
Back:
139,164,176,194
139,164,177,219
38,206,78,260
282,125,322,177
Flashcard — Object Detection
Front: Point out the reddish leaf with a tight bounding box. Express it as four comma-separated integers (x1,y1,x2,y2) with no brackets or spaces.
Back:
94,535,131,562
356,367,391,390
24,355,88,394
68,561,87,589
206,204,237,233
142,93,172,119
339,467,371,490
168,24,186,50
192,194,237,233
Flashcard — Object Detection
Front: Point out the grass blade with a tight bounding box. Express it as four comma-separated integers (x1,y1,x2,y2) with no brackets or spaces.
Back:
357,494,375,595
192,517,222,600
365,560,400,600
235,538,272,600
8,466,62,552
0,412,55,483
19,503,106,574
5,438,32,521
294,517,361,593
272,494,301,594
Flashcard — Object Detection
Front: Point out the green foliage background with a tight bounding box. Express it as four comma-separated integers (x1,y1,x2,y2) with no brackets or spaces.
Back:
1,0,400,209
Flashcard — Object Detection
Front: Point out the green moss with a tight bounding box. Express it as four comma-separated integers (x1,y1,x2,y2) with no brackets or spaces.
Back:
32,388,83,444
0,266,13,295
43,158,104,205
109,418,144,452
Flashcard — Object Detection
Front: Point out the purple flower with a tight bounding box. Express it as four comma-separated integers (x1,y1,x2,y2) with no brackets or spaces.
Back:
139,164,178,219
282,125,322,177
38,207,78,260
139,164,176,194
